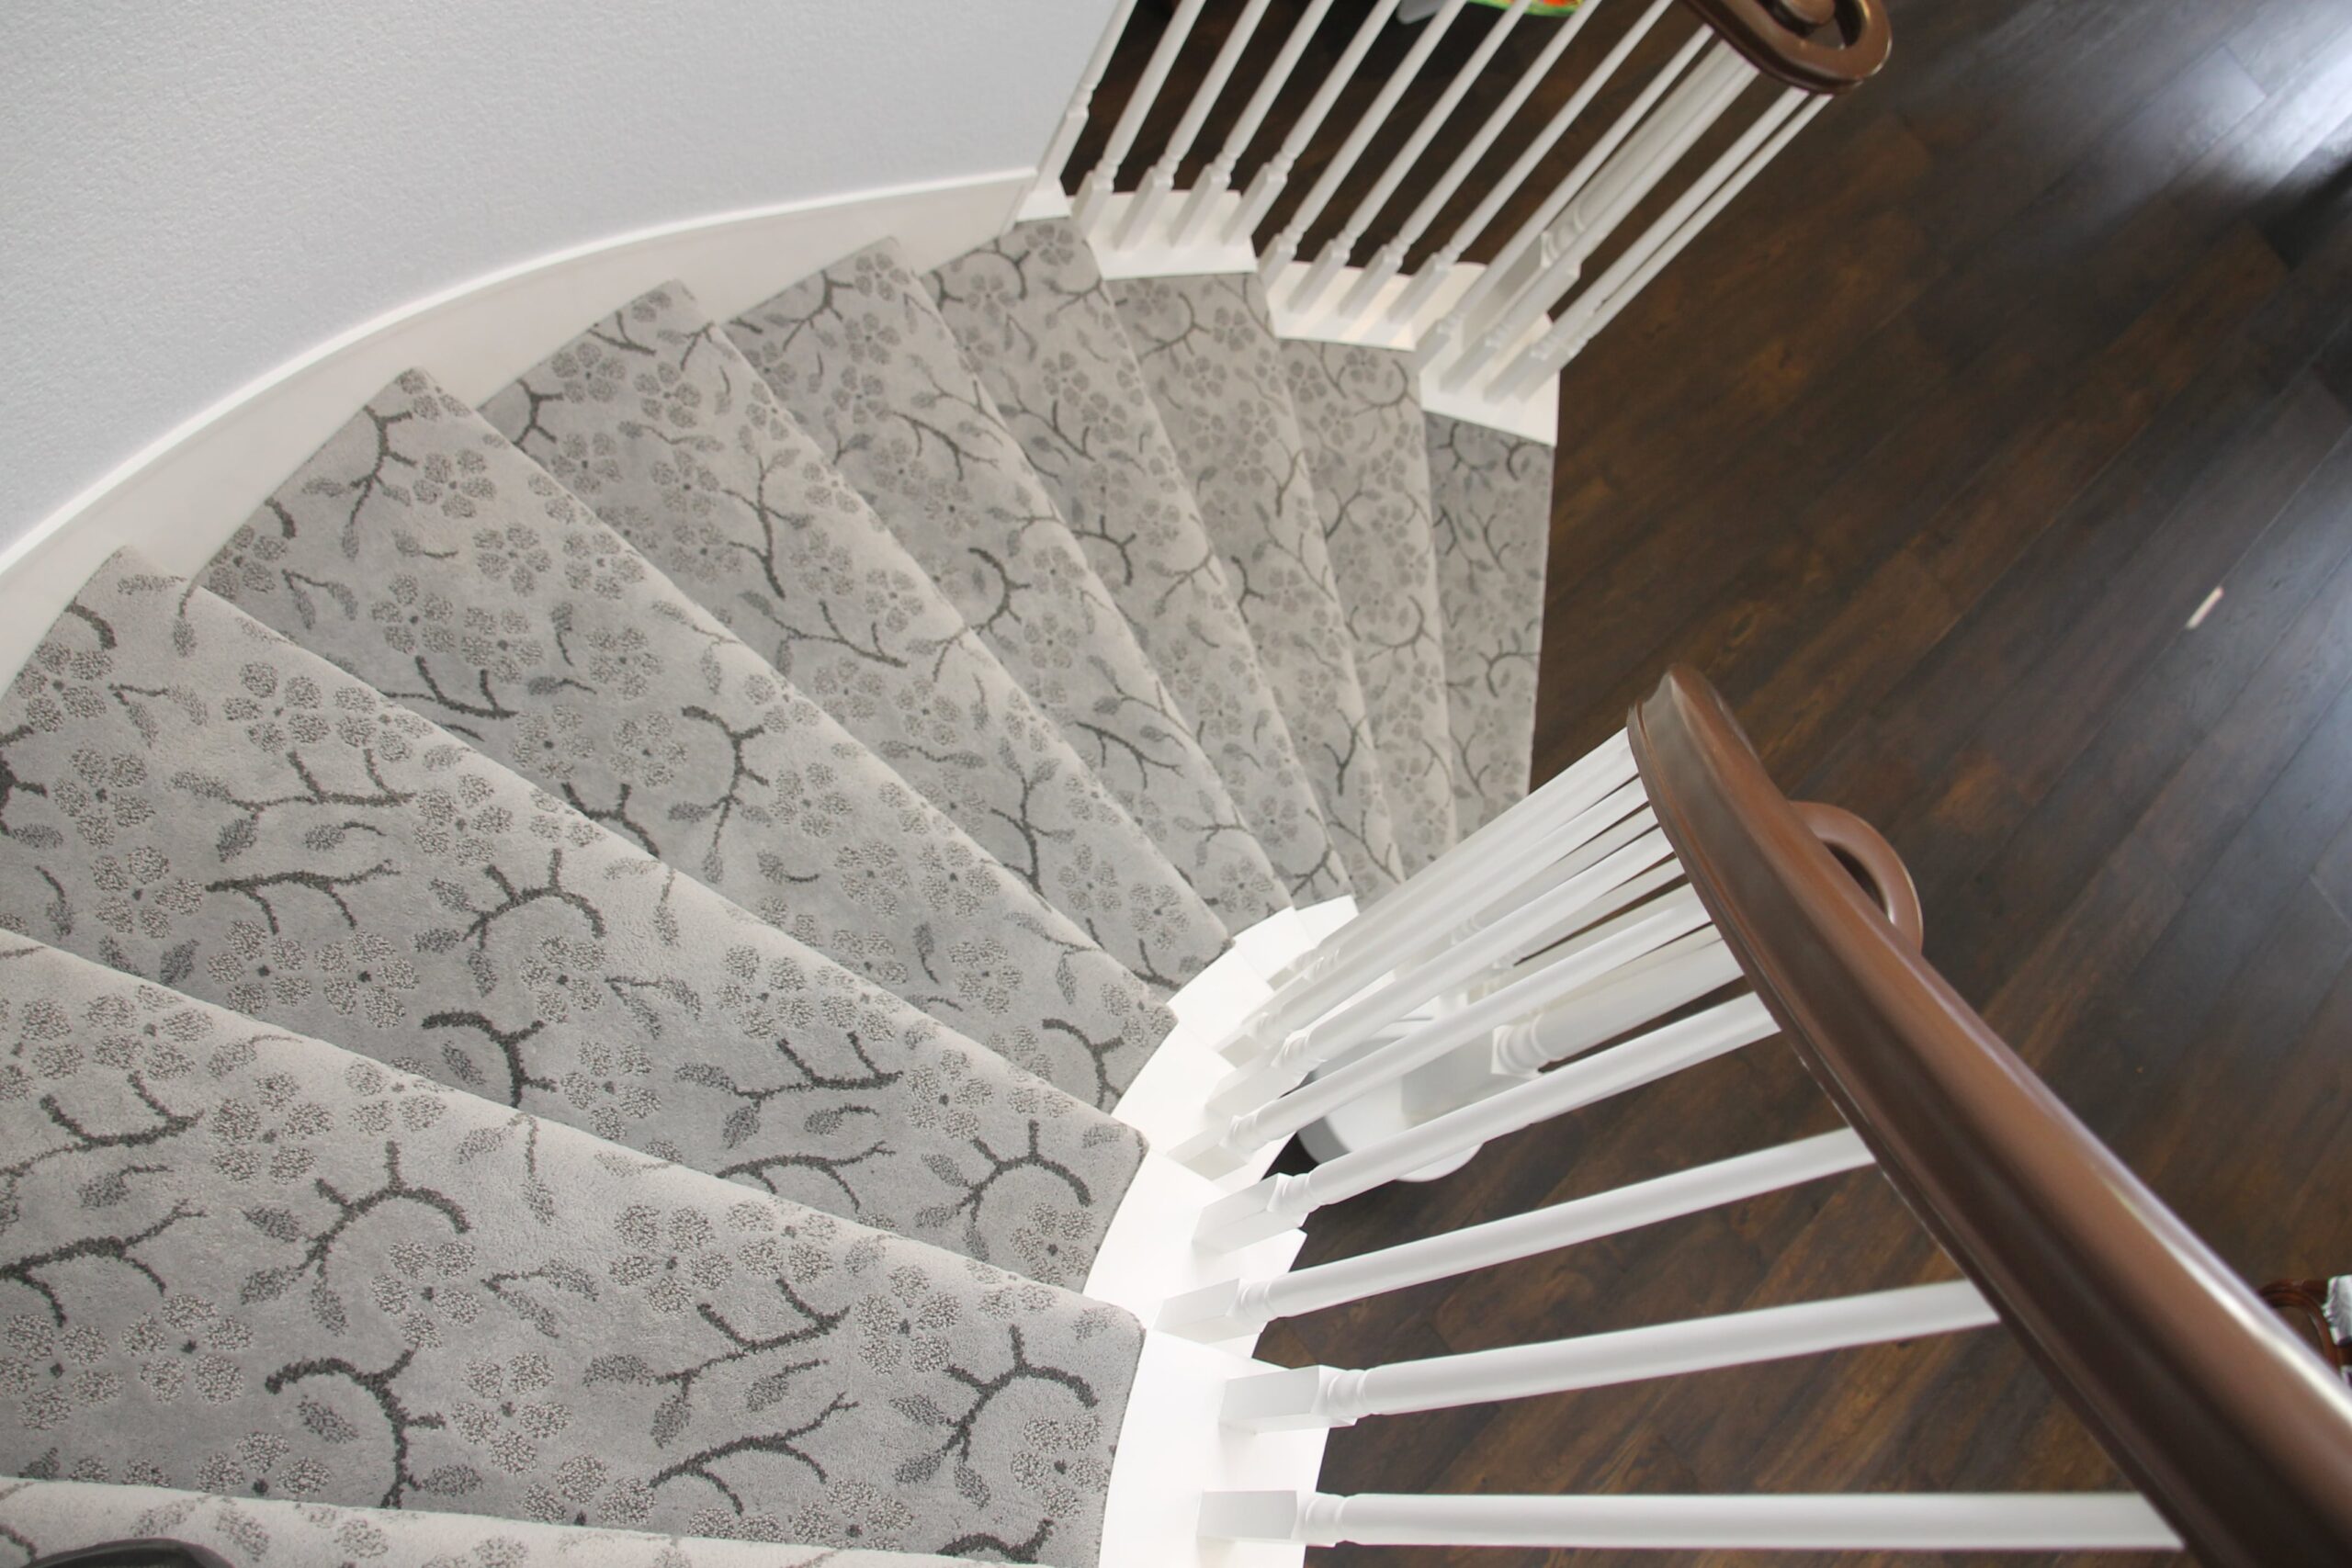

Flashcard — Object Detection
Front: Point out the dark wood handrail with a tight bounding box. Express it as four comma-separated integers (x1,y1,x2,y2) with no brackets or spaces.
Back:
1629,665,2352,1568
1679,0,1891,95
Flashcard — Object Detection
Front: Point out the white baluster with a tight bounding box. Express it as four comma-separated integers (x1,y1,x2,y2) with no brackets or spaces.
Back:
1183,883,1710,1174
1488,83,1807,399
1228,0,1408,245
1195,992,1776,1251
1201,1491,2183,1551
1223,1280,1995,1429
1240,736,1639,1043
1456,799,1660,940
1293,0,1535,319
1031,0,1142,210
1262,0,1472,293
1440,41,1753,392
1392,0,1674,329
1490,927,1739,1075
1343,0,1614,324
1497,88,1826,394
1073,0,1212,233
1160,1129,1870,1338
1419,26,1715,384
1114,0,1277,248
1211,823,1678,1107
1172,0,1343,245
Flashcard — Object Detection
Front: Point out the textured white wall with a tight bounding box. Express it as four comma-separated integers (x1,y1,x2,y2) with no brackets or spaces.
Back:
0,0,1108,554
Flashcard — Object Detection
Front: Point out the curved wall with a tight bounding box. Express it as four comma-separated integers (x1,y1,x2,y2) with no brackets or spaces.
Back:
0,0,1108,554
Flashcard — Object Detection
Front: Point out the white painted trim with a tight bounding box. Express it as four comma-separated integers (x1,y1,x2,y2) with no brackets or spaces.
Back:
0,167,1035,684
1093,900,1357,1332
1083,185,1561,442
1100,1333,1330,1568
1091,904,1348,1563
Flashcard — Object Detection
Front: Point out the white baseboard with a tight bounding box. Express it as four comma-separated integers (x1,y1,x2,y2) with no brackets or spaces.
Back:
0,167,1035,684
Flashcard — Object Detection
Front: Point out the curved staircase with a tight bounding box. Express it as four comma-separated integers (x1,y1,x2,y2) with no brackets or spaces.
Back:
8,2,2352,1564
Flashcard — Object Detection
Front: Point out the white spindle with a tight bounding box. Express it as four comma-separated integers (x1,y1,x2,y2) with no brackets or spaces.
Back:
1228,0,1408,245
1440,40,1753,392
1264,731,1637,991
1171,0,1343,245
1196,992,1777,1251
1489,83,1806,399
1500,88,1826,392
1345,0,1615,323
1290,0,1535,316
1389,0,1669,329
1073,0,1213,231
1200,1491,2184,1551
1181,884,1712,1175
1455,805,1665,947
1242,736,1639,1045
1490,927,1738,1075
1261,0,1473,286
1161,1129,1871,1339
1222,823,1677,1098
1223,1280,1995,1430
1420,25,1716,383
1114,0,1278,246
1033,0,1142,208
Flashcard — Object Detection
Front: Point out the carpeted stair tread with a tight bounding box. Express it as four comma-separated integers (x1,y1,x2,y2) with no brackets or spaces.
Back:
927,220,1348,905
1109,272,1405,903
1280,340,1459,876
474,283,1227,998
206,369,1167,1111
1427,412,1552,832
0,552,1141,1284
0,1480,967,1567
0,938,1136,1563
724,243,1290,931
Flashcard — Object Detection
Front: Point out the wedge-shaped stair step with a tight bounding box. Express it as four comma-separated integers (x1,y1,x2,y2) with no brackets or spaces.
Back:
1282,340,1459,875
1111,272,1404,901
208,371,1167,1111
0,552,1141,1286
0,940,1136,1564
725,243,1290,931
1427,412,1552,832
473,284,1227,997
0,1480,967,1566
929,219,1349,906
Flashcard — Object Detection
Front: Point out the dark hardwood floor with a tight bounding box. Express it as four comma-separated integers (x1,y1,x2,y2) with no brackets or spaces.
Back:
1087,1,2352,1562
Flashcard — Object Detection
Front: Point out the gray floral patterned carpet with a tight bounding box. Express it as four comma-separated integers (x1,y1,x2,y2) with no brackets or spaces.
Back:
0,209,1550,1564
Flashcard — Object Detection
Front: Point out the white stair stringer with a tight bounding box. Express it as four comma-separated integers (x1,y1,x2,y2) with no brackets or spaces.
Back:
1089,901,1356,1565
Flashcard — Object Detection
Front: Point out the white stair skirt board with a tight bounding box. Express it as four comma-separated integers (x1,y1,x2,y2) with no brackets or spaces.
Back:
0,167,1035,683
1092,901,1360,1340
1101,1334,1332,1568
1091,904,1340,1567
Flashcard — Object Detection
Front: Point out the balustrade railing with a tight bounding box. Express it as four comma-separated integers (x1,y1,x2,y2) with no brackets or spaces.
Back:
1035,8,2352,1557
1037,0,1892,434
1169,667,2352,1561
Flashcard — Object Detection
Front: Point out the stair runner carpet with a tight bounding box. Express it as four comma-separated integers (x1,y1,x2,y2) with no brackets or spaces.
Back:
0,552,1144,1286
0,208,1552,1565
1280,340,1460,877
0,939,1134,1562
726,243,1291,931
926,219,1351,907
208,370,1168,1111
1111,271,1408,902
476,285,1229,998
